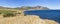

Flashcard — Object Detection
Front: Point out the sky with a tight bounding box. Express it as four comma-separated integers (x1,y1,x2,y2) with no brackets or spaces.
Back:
0,0,60,9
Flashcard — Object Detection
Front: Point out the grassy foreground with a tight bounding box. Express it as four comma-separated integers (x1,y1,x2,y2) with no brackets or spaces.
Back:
0,9,19,17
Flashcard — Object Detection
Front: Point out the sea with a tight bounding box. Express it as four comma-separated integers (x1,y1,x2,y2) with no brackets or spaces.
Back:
24,10,60,23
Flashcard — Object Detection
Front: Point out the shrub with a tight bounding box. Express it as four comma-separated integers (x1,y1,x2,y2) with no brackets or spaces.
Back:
3,13,16,17
0,12,2,14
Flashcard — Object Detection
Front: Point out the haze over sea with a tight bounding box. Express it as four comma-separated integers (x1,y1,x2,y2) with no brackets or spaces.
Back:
24,10,60,23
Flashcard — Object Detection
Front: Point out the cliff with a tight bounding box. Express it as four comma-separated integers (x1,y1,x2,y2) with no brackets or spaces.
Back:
0,14,59,24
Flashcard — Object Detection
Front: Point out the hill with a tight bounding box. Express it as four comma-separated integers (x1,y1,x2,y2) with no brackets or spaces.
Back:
0,6,49,10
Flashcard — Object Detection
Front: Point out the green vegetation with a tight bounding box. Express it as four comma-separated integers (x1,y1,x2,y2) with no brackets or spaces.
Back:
0,10,17,17
3,13,16,17
0,10,17,13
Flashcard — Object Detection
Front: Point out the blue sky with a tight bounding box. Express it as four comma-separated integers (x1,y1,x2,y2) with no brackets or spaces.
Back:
0,0,60,9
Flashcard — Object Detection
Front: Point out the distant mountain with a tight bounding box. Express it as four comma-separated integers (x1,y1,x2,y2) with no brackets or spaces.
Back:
19,6,49,10
0,6,49,10
0,6,17,9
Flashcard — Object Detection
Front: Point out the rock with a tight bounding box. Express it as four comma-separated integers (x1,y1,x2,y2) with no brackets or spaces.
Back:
0,15,58,24
0,10,59,24
3,16,40,24
43,19,59,24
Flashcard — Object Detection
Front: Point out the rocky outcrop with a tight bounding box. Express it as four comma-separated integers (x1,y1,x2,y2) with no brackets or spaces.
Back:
0,15,59,24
